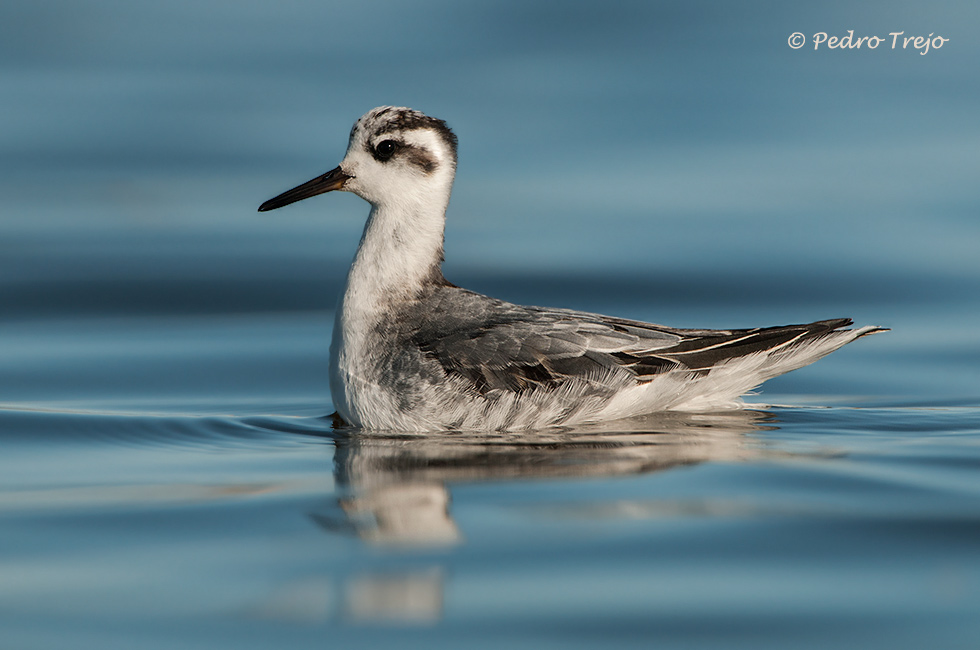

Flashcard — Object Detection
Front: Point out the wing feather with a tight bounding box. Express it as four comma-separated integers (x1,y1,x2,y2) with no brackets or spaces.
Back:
410,288,858,395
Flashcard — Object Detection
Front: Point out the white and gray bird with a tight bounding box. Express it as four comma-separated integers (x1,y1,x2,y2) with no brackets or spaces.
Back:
259,106,884,432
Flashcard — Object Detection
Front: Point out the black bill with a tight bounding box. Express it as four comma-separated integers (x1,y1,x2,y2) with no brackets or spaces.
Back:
258,166,351,212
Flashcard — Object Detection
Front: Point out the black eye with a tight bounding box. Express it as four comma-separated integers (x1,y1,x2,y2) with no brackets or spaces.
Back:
375,140,397,160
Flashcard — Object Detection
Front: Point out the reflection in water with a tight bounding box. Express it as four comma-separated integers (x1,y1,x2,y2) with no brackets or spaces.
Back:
338,482,460,547
327,409,774,545
309,410,775,623
344,570,444,624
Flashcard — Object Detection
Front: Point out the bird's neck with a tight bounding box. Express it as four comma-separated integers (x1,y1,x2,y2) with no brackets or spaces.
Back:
343,193,450,315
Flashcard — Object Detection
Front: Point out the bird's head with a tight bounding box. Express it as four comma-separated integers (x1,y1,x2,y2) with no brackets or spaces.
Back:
259,106,458,212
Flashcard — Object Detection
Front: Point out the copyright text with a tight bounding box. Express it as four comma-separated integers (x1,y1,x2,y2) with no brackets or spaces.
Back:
787,30,949,54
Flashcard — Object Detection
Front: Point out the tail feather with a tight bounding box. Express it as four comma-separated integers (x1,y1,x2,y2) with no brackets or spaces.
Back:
671,321,885,410
626,318,881,374
612,319,887,412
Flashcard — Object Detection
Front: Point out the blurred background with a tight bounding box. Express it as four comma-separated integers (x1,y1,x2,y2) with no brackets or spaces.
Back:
1,0,978,413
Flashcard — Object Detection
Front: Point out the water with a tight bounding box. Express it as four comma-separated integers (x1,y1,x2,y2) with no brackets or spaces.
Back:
2,1,979,648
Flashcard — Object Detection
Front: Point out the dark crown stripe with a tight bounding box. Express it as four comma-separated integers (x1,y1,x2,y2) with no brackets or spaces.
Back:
371,108,458,160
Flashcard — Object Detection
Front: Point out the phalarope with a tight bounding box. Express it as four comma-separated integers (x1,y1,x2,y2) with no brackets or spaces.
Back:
259,106,885,431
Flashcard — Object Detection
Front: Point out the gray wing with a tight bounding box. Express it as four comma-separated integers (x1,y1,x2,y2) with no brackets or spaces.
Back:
409,287,855,394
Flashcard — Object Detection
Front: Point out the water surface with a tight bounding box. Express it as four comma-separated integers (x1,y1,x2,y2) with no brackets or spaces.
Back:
2,1,979,648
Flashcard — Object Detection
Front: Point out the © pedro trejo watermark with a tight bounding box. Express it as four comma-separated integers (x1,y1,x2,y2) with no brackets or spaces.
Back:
788,30,949,54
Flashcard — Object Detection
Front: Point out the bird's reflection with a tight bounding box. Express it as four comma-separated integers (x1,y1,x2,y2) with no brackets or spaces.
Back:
297,409,778,623
316,409,775,547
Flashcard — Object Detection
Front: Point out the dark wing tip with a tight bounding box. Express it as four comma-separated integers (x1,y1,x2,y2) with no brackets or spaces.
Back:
814,317,854,331
818,318,889,338
856,326,889,338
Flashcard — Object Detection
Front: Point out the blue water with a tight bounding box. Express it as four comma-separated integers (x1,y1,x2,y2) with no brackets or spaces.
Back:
2,1,979,648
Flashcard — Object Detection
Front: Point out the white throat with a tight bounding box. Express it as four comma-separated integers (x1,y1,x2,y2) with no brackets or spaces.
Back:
347,173,451,302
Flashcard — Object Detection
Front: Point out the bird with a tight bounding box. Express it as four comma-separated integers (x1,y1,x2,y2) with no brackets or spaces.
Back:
259,106,885,432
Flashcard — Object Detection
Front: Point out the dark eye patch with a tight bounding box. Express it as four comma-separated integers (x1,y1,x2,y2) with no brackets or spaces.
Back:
403,147,437,174
367,137,439,174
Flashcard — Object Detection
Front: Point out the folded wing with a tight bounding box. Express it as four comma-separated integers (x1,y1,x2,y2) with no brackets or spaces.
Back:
411,288,868,395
